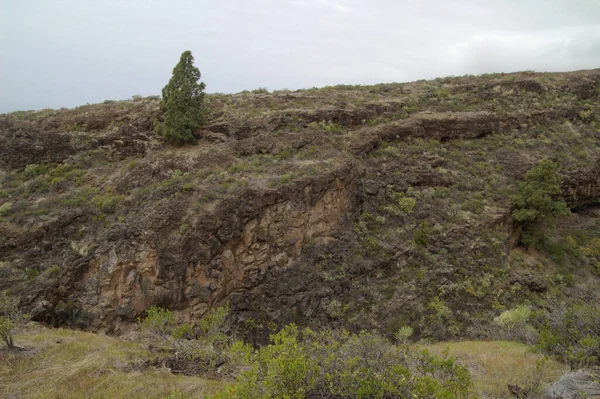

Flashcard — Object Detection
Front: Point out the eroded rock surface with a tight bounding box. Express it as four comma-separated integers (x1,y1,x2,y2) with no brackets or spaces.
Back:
70,171,356,332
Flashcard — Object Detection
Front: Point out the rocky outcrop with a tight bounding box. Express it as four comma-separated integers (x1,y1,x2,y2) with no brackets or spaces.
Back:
0,120,76,169
74,169,357,333
350,108,578,155
0,100,159,170
564,160,600,209
206,100,409,138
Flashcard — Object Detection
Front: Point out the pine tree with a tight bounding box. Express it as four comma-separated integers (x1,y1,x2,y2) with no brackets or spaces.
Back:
154,51,206,144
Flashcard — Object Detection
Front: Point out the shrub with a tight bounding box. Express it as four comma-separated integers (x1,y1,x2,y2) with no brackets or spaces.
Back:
546,371,600,399
44,265,62,278
394,325,414,343
380,189,417,216
581,238,600,274
138,304,237,374
414,222,431,248
581,238,600,258
93,193,124,213
196,304,231,343
494,305,531,329
252,87,269,94
139,306,179,341
154,51,206,144
511,159,570,240
306,120,344,134
535,301,600,368
0,291,29,350
23,163,49,179
0,202,12,216
494,305,538,343
324,299,346,319
211,325,472,399
397,196,417,215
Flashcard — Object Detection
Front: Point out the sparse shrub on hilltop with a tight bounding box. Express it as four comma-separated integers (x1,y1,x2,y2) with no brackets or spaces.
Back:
154,50,206,144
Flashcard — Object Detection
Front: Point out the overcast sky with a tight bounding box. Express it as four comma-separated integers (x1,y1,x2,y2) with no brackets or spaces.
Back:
1,0,599,113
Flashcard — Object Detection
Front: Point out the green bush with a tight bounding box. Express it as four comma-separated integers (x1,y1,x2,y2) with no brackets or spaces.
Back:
23,163,49,180
252,87,269,94
0,291,29,350
0,202,12,216
93,192,124,213
511,159,570,239
154,51,206,144
494,305,538,343
414,222,431,248
139,306,179,340
380,189,417,216
494,305,531,329
535,302,600,368
211,325,472,399
394,325,414,343
581,238,600,274
581,238,600,258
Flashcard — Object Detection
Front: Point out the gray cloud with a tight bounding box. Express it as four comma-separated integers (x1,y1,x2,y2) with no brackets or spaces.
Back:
1,0,599,112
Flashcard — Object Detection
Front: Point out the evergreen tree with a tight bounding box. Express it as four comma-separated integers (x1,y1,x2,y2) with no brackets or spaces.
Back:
511,158,570,243
154,51,206,144
511,159,570,224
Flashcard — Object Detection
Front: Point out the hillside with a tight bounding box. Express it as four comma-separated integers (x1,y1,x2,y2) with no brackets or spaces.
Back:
1,69,599,346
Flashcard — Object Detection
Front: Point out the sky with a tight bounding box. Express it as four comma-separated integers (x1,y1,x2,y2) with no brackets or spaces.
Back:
1,0,599,113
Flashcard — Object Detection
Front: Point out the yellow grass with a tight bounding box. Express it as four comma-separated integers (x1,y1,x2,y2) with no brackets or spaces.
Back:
421,340,566,399
0,326,227,399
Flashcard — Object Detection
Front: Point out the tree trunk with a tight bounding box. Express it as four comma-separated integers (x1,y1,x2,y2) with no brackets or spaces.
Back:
3,334,23,351
3,333,14,350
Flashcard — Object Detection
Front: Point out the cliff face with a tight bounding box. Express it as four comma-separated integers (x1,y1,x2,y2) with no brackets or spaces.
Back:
1,69,599,338
78,168,356,332
563,159,600,209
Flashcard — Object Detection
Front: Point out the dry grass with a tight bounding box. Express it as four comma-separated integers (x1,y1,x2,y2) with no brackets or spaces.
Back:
0,325,226,399
421,340,566,399
0,325,570,399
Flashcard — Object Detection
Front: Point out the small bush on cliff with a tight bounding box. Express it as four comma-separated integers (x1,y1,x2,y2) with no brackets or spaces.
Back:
580,238,600,274
154,50,206,144
211,324,472,399
0,291,29,350
511,159,570,243
414,221,431,248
